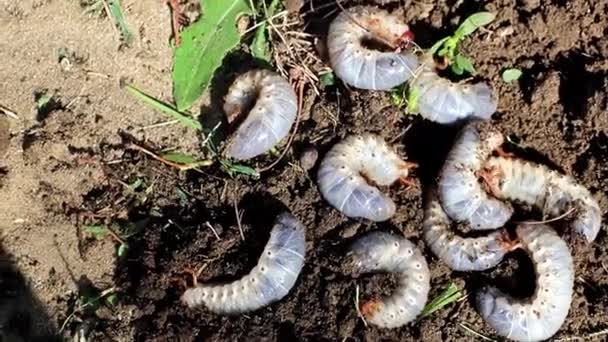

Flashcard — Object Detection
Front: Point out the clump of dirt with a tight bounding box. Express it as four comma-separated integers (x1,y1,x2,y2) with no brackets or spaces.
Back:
1,0,607,341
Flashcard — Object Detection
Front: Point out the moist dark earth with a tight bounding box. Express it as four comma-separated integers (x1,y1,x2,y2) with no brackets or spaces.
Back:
1,0,608,341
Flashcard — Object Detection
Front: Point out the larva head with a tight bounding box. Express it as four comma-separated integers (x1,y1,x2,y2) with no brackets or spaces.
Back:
360,299,382,319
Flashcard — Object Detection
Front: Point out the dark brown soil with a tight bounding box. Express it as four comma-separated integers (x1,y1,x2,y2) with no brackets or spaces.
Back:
1,0,607,341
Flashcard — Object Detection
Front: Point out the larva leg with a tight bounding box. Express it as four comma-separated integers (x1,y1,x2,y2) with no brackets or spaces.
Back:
181,213,306,314
423,192,510,271
347,231,430,328
317,134,415,221
477,224,574,342
438,122,513,229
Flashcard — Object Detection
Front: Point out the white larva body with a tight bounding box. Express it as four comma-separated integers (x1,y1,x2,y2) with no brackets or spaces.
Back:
410,58,497,124
223,69,298,160
423,192,508,271
438,122,513,229
477,224,574,342
327,6,418,90
348,231,430,328
483,157,602,243
181,213,306,314
317,134,412,221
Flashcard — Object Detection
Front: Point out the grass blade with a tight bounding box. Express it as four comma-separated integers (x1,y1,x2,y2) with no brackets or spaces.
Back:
125,85,202,131
420,282,463,317
106,0,134,46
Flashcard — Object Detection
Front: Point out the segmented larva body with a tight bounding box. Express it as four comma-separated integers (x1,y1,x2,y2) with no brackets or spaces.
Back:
410,57,497,124
181,213,306,314
223,69,298,160
438,121,513,229
423,192,508,271
477,224,574,342
317,134,413,221
348,231,430,328
483,157,602,243
327,6,418,90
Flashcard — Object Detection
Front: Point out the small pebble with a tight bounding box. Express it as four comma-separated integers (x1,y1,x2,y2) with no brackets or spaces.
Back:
299,145,318,170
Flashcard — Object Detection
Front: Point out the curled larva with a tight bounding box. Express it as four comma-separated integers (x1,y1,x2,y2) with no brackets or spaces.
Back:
423,191,509,271
438,121,513,229
181,213,306,314
410,57,497,124
317,134,416,221
223,69,297,160
482,156,602,243
327,6,418,90
347,231,430,328
477,224,574,342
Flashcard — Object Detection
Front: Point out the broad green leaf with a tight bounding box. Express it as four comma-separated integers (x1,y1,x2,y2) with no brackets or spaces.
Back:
455,12,496,37
455,54,476,75
84,225,108,239
502,68,522,83
125,85,203,131
250,0,282,61
173,0,253,111
428,36,450,55
421,283,462,317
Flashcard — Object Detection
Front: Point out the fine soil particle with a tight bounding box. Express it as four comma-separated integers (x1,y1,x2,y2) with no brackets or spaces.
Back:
1,0,607,341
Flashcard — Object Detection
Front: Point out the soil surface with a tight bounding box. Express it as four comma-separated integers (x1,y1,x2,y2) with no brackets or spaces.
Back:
1,0,607,341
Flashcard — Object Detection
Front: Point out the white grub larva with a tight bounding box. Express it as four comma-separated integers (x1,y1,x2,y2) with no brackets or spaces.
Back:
423,191,511,271
477,224,574,342
438,121,513,230
410,56,497,124
223,69,298,160
481,156,602,243
327,6,419,90
181,213,306,314
347,231,430,328
317,134,417,221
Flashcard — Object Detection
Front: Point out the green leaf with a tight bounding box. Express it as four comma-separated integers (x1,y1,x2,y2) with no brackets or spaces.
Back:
173,0,253,111
421,283,463,317
450,62,464,75
502,68,522,83
455,54,476,75
106,0,133,46
117,243,129,258
105,293,119,307
406,86,420,113
250,0,282,61
319,72,336,88
125,85,203,131
220,159,259,178
128,178,143,191
455,12,496,38
161,152,214,169
428,36,450,55
83,225,108,239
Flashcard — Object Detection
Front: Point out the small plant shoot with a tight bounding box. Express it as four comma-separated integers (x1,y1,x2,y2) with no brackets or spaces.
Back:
429,12,496,75
502,68,522,83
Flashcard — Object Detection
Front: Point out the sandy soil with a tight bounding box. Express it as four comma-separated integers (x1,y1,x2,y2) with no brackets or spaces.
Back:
0,0,607,341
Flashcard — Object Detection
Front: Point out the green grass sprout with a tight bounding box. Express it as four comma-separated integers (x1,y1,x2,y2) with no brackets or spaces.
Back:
251,0,282,61
106,0,133,46
420,282,463,317
429,12,496,75
126,85,203,130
